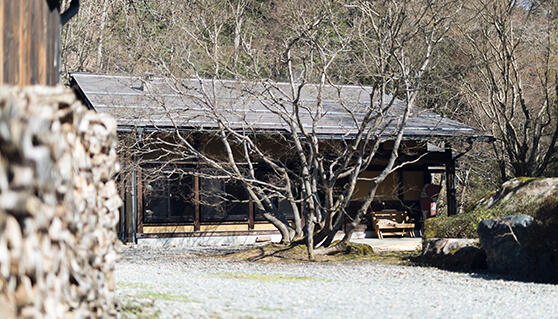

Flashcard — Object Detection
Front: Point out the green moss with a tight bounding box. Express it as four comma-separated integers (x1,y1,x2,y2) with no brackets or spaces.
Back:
343,242,374,256
465,177,544,214
514,176,544,182
448,248,460,255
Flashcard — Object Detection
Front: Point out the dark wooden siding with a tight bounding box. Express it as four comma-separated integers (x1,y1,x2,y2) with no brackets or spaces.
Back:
1,0,61,86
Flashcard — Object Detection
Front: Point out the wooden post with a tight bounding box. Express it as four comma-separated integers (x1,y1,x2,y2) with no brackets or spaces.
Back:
445,148,457,216
0,0,4,83
137,167,143,234
194,172,200,231
19,0,29,87
10,1,20,85
0,0,63,86
248,199,254,230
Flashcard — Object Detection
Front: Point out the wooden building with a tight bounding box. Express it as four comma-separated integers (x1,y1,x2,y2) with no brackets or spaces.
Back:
70,73,492,245
0,0,79,86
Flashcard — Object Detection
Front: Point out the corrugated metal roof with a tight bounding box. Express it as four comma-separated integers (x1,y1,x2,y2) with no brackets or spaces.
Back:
71,73,491,141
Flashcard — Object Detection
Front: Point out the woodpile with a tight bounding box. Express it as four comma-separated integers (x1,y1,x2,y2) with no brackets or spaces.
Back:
0,86,121,318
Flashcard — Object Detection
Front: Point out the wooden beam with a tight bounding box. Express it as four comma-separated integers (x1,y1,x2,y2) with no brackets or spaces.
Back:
46,0,57,85
29,0,36,84
445,148,457,216
0,0,5,84
194,172,200,231
37,0,47,84
137,230,281,239
9,1,19,85
137,166,143,234
248,199,254,230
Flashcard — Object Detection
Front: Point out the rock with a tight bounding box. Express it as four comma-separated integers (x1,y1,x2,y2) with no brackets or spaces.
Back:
423,238,477,256
475,178,558,210
256,236,272,243
478,214,558,282
478,215,533,276
422,238,487,271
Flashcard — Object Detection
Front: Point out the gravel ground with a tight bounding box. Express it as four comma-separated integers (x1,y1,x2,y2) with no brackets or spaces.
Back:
115,246,558,319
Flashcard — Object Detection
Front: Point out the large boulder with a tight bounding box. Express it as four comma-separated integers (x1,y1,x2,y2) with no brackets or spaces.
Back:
475,178,558,210
478,215,558,282
422,238,487,271
478,215,533,275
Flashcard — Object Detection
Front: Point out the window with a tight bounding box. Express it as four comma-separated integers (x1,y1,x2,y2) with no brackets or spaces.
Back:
200,178,249,222
143,173,195,223
142,167,251,224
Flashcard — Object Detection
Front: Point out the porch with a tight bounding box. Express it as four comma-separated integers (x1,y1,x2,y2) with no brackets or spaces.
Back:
133,231,423,252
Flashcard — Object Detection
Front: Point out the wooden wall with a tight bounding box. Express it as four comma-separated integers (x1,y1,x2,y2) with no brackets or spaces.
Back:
0,0,61,86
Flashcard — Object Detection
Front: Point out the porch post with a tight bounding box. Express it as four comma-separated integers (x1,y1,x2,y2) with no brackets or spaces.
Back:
445,148,457,216
248,200,254,230
137,167,143,234
194,172,200,231
131,169,137,243
119,181,126,242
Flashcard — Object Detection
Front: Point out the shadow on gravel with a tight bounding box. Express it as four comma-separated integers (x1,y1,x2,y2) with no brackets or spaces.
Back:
467,271,558,284
411,253,558,285
241,245,301,262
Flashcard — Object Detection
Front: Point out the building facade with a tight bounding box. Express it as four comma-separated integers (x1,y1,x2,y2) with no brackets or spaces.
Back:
71,73,492,245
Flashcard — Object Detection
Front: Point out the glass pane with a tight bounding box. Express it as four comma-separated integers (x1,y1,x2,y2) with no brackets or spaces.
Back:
169,175,195,222
277,199,294,219
200,178,249,221
200,178,226,221
223,179,249,220
144,178,169,221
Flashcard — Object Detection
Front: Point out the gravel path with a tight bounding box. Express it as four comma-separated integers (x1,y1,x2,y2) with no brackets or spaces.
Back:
115,246,558,319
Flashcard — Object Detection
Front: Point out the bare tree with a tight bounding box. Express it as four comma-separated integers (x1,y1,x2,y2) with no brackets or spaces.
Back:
61,0,113,78
104,0,459,259
458,0,558,180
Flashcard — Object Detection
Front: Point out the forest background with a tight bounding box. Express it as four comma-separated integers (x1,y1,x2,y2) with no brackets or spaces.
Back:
59,0,558,218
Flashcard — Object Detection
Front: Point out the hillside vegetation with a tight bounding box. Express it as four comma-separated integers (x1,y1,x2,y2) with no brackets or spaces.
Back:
61,0,558,212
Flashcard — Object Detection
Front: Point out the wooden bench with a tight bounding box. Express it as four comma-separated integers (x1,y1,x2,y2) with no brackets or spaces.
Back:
371,211,415,239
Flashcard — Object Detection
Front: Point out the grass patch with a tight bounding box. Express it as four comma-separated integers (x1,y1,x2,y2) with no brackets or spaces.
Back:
120,299,160,319
220,242,420,265
117,282,152,290
221,242,376,262
136,292,197,302
217,271,318,282
366,250,422,265
221,243,313,262
257,306,288,312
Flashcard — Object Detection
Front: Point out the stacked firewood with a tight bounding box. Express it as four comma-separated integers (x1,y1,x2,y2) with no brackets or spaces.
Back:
0,86,121,318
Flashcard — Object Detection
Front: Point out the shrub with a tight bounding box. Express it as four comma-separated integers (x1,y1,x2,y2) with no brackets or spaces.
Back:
424,194,540,240
423,208,499,240
424,178,558,240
